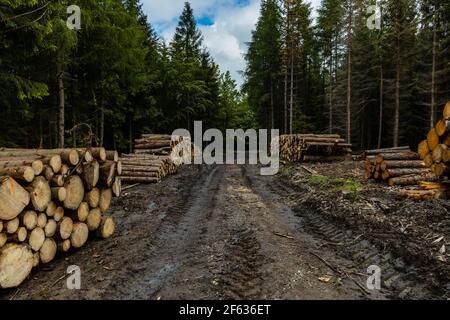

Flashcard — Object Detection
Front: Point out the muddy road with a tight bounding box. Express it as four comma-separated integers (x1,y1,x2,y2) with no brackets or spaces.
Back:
1,163,447,300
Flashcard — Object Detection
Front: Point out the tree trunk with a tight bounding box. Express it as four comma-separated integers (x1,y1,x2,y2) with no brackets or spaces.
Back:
393,33,400,147
57,62,65,148
378,59,383,149
346,3,352,145
430,18,437,129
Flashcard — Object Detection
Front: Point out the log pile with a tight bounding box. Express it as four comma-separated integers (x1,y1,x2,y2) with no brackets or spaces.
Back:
364,147,436,186
119,134,185,184
0,147,120,289
279,134,352,162
418,101,450,178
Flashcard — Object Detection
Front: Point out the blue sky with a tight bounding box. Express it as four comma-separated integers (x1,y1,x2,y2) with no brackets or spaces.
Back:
141,0,321,87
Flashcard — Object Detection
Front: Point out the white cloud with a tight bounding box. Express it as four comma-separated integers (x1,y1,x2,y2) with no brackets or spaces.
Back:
141,0,322,87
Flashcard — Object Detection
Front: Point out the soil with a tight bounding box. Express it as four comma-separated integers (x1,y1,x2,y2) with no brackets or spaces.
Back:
1,161,450,300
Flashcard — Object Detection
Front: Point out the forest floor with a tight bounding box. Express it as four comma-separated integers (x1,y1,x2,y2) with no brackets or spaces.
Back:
1,161,450,300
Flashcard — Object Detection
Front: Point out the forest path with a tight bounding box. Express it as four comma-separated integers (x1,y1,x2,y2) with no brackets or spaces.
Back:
3,164,393,300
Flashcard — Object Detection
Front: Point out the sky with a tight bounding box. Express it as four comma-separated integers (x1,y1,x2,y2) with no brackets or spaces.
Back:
141,0,322,87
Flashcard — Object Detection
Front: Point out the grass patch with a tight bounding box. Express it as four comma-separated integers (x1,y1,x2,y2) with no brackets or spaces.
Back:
308,175,361,199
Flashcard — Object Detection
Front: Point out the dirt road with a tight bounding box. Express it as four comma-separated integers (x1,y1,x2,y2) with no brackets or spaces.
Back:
1,163,445,300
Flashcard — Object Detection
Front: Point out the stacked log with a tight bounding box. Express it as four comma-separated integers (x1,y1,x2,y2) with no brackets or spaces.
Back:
418,101,450,177
119,134,185,184
279,134,352,162
364,147,436,186
0,147,120,289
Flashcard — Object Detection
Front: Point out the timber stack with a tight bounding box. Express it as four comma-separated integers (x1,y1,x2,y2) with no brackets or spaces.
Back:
418,101,450,178
119,134,185,184
364,146,435,186
279,134,352,162
0,147,120,289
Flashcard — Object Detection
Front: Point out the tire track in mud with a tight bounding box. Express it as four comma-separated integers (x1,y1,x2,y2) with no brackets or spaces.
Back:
108,164,224,299
262,175,444,299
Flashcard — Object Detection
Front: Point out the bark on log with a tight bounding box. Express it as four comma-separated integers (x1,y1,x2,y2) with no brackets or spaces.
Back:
0,159,43,176
0,177,30,221
120,171,159,178
0,149,79,166
120,176,159,184
376,152,419,162
99,162,116,187
39,238,57,264
302,155,347,162
380,160,426,171
70,223,88,249
81,161,99,190
0,166,34,182
396,189,447,200
99,189,112,213
63,175,85,210
383,168,431,179
0,243,33,288
388,173,438,186
51,187,67,202
105,150,119,162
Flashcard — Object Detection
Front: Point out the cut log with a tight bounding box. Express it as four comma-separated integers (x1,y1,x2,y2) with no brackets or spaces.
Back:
0,177,30,220
120,171,159,178
53,206,64,222
4,217,19,234
388,173,438,186
87,208,102,231
39,238,57,264
99,189,112,213
84,188,100,208
380,160,426,171
81,161,99,190
427,128,439,151
63,175,85,210
70,223,89,249
120,165,162,173
57,239,71,252
8,227,27,243
51,175,65,187
25,176,51,212
396,189,447,200
99,162,116,187
418,140,430,159
383,168,431,179
36,213,47,228
21,210,38,230
0,243,33,288
51,187,67,202
0,149,79,166
43,166,54,181
302,155,347,162
435,119,450,136
105,150,119,162
365,146,410,155
443,101,450,120
28,227,45,251
116,161,122,175
88,148,107,161
424,153,434,167
0,159,43,176
112,178,121,197
0,221,2,233
44,219,57,237
0,166,34,182
0,233,6,248
32,252,40,267
68,201,89,222
432,163,449,176
60,164,70,176
120,176,159,184
46,201,57,217
77,149,93,163
57,217,73,240
97,216,115,239
432,144,448,163
376,152,419,163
